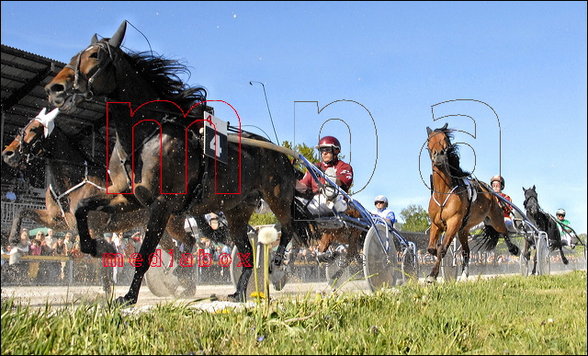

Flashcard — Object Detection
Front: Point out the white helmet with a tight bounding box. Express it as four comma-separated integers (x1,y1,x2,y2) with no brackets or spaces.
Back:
556,209,566,217
374,195,388,208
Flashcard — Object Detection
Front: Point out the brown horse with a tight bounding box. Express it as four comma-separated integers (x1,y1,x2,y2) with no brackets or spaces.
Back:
1,110,196,294
425,124,519,282
44,21,300,304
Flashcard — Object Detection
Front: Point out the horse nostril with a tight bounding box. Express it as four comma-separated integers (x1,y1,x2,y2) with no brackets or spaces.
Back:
2,150,14,162
47,83,65,94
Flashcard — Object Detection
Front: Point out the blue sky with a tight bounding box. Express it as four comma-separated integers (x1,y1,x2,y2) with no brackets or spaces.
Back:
2,1,586,232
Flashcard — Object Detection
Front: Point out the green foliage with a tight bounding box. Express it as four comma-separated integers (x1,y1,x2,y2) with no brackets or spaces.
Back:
282,140,319,171
249,212,278,226
399,204,430,232
2,272,586,354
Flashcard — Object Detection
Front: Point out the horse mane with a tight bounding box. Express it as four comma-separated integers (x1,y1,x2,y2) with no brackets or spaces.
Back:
123,50,207,111
434,127,470,182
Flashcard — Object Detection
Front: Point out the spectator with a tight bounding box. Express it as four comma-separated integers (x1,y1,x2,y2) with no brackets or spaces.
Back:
63,232,73,255
9,231,30,265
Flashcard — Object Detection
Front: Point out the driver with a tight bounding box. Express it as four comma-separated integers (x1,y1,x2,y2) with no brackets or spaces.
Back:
490,175,515,232
297,136,353,215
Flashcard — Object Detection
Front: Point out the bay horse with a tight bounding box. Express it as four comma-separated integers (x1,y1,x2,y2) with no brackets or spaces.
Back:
425,124,519,282
522,185,568,274
1,109,197,294
44,21,300,304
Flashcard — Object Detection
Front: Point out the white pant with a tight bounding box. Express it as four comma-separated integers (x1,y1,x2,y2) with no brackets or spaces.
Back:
298,194,347,216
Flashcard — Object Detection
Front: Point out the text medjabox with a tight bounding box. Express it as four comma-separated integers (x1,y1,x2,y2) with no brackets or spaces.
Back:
101,249,251,268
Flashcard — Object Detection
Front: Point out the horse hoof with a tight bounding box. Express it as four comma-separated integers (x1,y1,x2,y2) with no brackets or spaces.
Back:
508,245,520,256
179,288,196,298
227,292,245,303
113,296,136,307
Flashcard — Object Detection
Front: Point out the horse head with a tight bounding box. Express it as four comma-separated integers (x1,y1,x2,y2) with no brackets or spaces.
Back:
523,185,540,217
426,123,450,167
45,21,127,113
2,108,60,168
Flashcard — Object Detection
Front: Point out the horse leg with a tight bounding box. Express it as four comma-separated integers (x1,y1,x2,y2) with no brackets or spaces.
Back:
457,230,470,280
224,207,255,302
116,197,171,305
316,231,337,263
431,219,460,282
427,223,442,257
425,223,443,283
558,246,569,265
74,197,117,256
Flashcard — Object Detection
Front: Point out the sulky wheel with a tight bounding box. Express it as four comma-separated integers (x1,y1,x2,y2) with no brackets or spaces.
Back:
324,248,351,289
363,224,397,291
400,245,420,284
145,247,182,297
536,232,551,276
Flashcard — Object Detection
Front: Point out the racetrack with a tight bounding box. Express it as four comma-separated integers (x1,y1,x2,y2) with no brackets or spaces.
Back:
3,267,584,310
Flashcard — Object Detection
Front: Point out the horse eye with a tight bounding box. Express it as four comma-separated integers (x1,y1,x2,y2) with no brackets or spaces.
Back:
89,52,99,59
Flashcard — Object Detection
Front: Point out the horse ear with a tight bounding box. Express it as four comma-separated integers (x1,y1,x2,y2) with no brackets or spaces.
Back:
532,184,536,190
91,33,98,44
426,127,432,135
442,123,448,130
108,21,127,48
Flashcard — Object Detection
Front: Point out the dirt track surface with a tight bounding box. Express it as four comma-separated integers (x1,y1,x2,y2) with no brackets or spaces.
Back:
1,280,369,309
3,268,583,310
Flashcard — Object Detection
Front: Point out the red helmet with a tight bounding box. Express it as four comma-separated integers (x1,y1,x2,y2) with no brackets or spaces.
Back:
490,175,505,190
316,136,341,152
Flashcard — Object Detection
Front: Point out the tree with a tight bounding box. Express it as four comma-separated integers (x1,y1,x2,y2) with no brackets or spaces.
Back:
399,204,430,232
282,140,320,169
249,212,278,226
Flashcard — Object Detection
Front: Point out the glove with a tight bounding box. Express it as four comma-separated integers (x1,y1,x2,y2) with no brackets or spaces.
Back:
321,185,338,201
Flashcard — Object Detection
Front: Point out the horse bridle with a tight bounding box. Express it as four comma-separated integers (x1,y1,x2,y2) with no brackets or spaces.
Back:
523,191,539,212
64,41,115,103
17,120,49,164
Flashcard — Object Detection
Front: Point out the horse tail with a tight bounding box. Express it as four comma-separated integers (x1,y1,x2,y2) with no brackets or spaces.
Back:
473,225,501,251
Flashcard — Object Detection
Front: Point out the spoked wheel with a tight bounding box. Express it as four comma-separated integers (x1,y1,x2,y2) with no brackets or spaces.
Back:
519,237,532,276
324,246,351,289
145,247,182,297
440,239,460,281
536,232,551,275
363,224,397,291
400,245,419,284
519,249,531,276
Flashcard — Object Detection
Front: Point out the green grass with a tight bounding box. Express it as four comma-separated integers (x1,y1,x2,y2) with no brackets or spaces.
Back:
2,271,586,355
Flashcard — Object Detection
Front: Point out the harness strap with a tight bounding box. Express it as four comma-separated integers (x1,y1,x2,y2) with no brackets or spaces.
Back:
432,185,458,208
49,161,106,226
